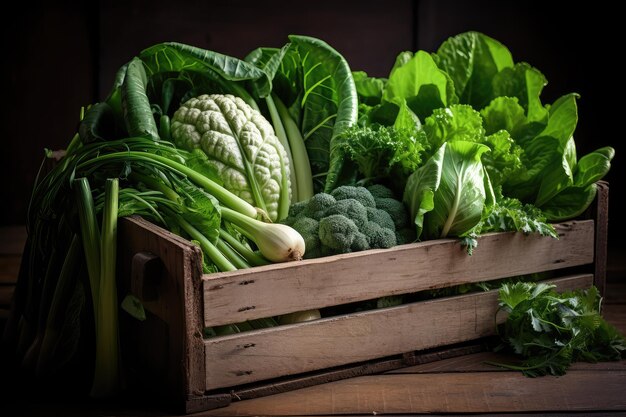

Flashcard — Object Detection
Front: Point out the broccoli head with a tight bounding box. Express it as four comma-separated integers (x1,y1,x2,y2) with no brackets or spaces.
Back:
283,184,411,259
331,185,376,208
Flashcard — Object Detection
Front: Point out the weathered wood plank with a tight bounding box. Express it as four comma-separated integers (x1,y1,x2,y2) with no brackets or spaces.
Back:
204,274,592,390
388,351,626,374
203,370,626,415
117,216,206,412
203,220,594,327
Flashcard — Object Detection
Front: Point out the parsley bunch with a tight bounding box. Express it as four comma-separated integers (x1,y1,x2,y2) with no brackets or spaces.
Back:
490,282,626,377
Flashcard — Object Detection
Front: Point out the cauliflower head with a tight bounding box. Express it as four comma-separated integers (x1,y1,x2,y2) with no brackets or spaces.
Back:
171,94,291,221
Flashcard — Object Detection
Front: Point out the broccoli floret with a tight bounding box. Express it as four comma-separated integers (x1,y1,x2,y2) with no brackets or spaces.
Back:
319,214,359,252
351,232,370,252
374,197,410,229
362,222,397,249
331,186,376,208
367,184,396,199
323,198,369,229
288,200,308,218
395,227,417,245
303,193,336,220
292,217,321,259
366,206,396,231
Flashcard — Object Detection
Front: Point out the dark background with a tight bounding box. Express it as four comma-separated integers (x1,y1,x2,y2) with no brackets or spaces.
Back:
2,0,623,251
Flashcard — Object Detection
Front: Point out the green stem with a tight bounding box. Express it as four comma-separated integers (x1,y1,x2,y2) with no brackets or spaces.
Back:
74,178,101,316
273,94,314,202
219,228,269,267
91,178,120,398
78,151,258,219
177,216,236,272
215,238,250,269
266,95,298,203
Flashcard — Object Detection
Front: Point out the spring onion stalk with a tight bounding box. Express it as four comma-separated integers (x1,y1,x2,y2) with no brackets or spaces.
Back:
77,151,258,219
91,178,120,398
215,237,250,270
273,94,314,202
218,228,270,267
176,215,236,272
74,178,101,316
36,234,82,376
266,95,298,202
221,207,305,262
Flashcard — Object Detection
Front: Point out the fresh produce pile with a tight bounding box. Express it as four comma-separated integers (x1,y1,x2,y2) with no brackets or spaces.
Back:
2,31,621,396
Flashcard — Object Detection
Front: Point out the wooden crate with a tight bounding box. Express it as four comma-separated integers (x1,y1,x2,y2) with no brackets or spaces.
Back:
117,182,609,413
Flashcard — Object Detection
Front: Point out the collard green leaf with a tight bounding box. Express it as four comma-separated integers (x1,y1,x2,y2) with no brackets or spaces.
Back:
384,51,457,120
285,35,358,193
492,62,549,124
574,146,614,188
352,71,386,106
434,31,513,109
140,42,267,87
540,183,598,221
122,58,160,141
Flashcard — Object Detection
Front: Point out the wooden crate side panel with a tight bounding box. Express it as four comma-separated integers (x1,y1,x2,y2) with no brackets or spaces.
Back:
203,221,594,327
118,216,205,403
203,274,593,390
593,181,609,296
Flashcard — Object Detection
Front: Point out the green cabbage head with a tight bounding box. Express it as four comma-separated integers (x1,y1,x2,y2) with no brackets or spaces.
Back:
171,94,291,221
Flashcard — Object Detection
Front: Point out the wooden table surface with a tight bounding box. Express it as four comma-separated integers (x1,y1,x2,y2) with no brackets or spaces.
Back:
2,226,625,416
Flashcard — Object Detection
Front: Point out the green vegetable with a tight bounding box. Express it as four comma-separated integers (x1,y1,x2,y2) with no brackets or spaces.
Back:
247,36,358,192
91,178,120,397
283,185,414,258
489,282,626,377
404,141,489,239
170,94,292,221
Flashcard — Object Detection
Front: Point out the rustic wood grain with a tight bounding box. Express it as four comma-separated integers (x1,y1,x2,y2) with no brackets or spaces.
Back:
388,351,626,374
594,181,609,296
117,216,206,413
203,368,626,415
203,220,595,327
203,274,592,390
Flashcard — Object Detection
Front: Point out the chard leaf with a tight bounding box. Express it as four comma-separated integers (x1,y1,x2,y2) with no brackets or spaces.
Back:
384,50,457,120
140,42,268,91
434,31,513,109
269,36,358,193
540,183,598,221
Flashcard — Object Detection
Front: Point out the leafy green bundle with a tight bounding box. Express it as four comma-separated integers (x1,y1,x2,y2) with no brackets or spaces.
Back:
341,32,614,244
491,282,626,376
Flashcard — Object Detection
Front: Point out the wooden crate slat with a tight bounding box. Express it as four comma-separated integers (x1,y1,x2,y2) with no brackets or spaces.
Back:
203,274,593,390
117,216,206,405
202,220,594,327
